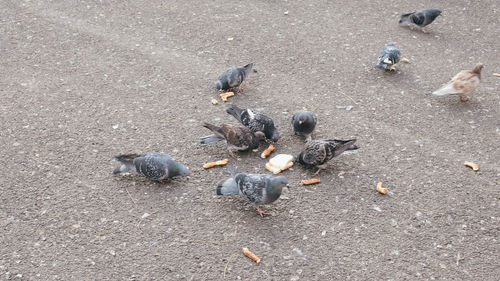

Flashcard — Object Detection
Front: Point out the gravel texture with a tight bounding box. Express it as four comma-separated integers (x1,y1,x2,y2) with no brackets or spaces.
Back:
1,0,499,280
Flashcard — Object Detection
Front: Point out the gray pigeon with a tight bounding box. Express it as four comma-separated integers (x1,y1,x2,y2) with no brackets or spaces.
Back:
399,8,442,33
199,123,264,158
375,43,401,71
216,165,288,216
226,104,280,142
296,139,358,176
215,63,254,92
113,153,190,182
292,110,317,142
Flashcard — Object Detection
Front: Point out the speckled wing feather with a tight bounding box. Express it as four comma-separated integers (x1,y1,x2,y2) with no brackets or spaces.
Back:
376,43,401,70
298,139,358,168
227,105,280,142
114,153,190,181
133,153,171,180
298,140,328,167
215,63,254,90
202,123,260,151
220,124,258,151
409,12,426,26
399,8,442,27
236,173,268,204
217,166,288,211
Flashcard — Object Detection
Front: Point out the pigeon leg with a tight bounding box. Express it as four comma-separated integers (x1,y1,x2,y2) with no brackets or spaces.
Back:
228,150,239,159
256,206,270,217
312,168,322,177
158,178,171,183
422,27,429,34
460,96,469,102
235,87,242,93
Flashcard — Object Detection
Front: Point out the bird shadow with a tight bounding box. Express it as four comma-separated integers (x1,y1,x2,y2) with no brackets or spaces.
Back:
113,173,188,188
397,24,444,38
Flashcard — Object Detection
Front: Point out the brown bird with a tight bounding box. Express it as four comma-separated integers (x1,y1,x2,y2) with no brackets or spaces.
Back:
200,123,264,158
432,63,483,102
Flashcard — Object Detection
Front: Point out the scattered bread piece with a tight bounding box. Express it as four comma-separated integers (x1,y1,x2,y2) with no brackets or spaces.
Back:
260,144,275,159
376,182,388,195
211,98,218,105
464,161,479,171
203,159,229,169
220,91,234,102
242,248,260,263
401,57,410,63
265,154,294,174
302,178,320,185
493,73,500,77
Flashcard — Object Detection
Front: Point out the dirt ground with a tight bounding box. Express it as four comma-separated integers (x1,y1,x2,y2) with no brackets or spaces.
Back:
1,0,499,280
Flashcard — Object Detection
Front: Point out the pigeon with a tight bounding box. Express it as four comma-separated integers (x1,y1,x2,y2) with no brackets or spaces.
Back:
432,63,483,102
399,8,442,33
216,165,288,216
199,122,265,157
375,43,401,71
113,153,190,182
292,110,317,142
215,63,254,92
296,139,358,176
226,104,280,142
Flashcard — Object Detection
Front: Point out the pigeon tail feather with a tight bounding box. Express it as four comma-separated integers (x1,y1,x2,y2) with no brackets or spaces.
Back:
432,83,456,96
199,134,223,144
216,178,239,195
203,122,221,133
113,153,139,174
227,164,237,178
399,12,413,23
330,139,358,157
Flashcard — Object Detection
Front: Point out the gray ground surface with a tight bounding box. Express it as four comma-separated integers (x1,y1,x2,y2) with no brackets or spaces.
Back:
1,0,499,280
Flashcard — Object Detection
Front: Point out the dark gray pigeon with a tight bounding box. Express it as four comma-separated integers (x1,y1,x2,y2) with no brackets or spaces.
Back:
199,122,264,158
376,43,401,71
215,63,254,92
292,110,317,142
296,139,358,176
216,165,288,216
113,153,190,182
226,104,280,142
399,8,442,33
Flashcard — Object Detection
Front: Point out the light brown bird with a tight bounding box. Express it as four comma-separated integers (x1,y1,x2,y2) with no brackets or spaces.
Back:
432,63,483,102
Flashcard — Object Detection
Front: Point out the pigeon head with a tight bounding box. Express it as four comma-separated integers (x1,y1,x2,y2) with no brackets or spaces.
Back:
215,80,223,90
472,63,483,74
269,129,280,142
243,63,254,77
298,114,311,124
254,131,266,141
170,162,191,178
270,176,288,191
263,121,280,142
